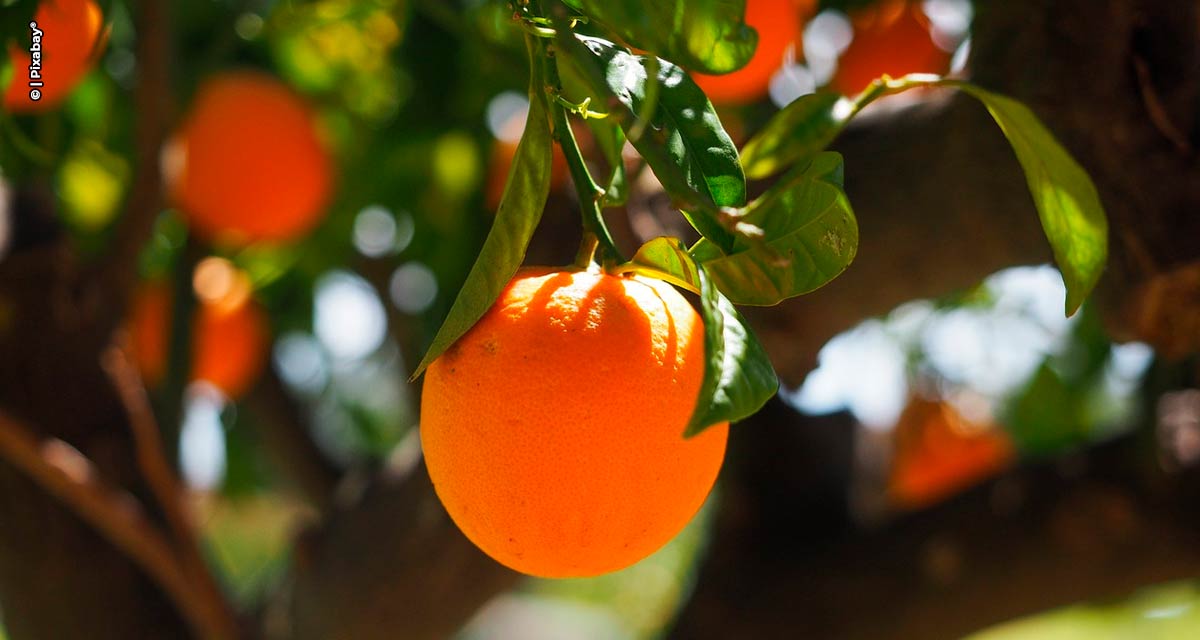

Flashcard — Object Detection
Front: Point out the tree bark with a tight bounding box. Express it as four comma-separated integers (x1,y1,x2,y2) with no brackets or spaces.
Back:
0,247,191,638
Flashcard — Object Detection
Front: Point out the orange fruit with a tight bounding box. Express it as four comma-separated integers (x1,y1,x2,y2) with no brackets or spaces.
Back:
128,260,269,399
3,0,107,113
693,0,817,105
888,397,1014,509
420,268,728,577
832,0,950,95
166,71,333,244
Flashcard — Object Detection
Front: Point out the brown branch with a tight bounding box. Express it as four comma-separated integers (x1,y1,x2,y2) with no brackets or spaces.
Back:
91,0,173,323
0,409,231,639
1133,55,1192,153
102,344,241,638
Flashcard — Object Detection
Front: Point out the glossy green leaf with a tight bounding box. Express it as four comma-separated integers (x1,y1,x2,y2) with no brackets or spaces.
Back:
614,238,776,435
565,0,757,74
740,91,852,179
739,73,1109,315
411,38,553,378
952,82,1108,316
564,35,745,251
687,263,778,437
697,152,858,306
619,237,702,293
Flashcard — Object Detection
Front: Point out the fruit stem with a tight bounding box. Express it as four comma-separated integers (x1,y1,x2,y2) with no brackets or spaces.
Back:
537,9,625,268
573,231,600,269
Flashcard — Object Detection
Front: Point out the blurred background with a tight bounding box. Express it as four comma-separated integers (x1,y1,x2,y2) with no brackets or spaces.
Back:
1,0,1199,638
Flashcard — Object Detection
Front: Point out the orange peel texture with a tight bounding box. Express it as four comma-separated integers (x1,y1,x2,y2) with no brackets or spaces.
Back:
421,268,728,577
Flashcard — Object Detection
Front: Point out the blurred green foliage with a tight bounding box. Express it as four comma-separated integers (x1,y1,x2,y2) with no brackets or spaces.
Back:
969,580,1200,640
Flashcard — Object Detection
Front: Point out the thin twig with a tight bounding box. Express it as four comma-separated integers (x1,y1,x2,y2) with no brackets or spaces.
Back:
0,409,230,638
1133,56,1192,154
102,344,240,638
539,31,625,266
92,0,173,322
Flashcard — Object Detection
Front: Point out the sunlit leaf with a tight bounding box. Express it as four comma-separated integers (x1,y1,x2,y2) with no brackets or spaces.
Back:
968,580,1200,640
951,82,1108,316
563,35,745,251
620,236,701,293
687,263,778,436
741,74,1108,315
411,37,553,378
563,0,757,74
696,152,858,305
740,91,851,179
617,238,776,434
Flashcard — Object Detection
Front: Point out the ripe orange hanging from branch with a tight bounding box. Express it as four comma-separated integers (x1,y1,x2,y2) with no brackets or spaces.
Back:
128,258,269,400
693,0,817,105
165,71,334,244
2,0,108,112
420,268,728,578
832,0,950,95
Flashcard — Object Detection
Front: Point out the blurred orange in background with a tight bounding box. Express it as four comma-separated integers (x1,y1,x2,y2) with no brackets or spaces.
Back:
129,258,269,399
2,0,108,112
694,0,818,105
889,395,1015,510
165,71,334,245
832,0,950,95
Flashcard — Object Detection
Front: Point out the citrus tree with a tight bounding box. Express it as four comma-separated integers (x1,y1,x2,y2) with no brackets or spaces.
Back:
0,0,1197,638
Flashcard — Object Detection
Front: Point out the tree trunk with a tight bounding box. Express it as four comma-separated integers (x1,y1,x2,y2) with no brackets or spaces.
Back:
0,245,190,638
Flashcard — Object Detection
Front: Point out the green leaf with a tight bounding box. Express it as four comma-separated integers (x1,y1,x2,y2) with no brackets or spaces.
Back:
697,152,858,305
565,0,757,74
687,263,778,437
564,35,745,251
968,580,1200,640
952,83,1108,316
620,236,702,293
739,74,1109,315
740,91,853,179
410,37,553,379
617,238,776,435
1004,362,1085,455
